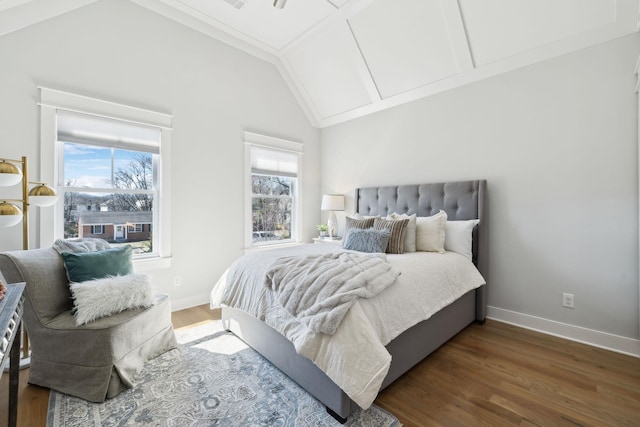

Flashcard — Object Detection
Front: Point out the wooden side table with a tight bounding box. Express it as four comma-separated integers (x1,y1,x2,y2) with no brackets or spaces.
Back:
0,282,25,427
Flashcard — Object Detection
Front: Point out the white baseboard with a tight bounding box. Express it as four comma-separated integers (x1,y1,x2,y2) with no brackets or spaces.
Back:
487,306,640,358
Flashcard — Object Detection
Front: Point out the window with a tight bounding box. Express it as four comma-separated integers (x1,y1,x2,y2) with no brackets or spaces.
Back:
57,112,159,256
244,132,302,248
90,225,104,235
39,87,173,266
252,174,294,243
128,224,144,233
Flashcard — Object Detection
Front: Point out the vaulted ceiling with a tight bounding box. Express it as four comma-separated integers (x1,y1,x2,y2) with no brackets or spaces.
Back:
1,0,638,127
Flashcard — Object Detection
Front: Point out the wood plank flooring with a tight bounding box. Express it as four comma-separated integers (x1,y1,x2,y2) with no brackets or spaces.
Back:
1,304,638,426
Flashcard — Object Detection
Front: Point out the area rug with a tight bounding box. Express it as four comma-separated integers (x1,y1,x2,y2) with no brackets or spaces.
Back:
46,321,401,426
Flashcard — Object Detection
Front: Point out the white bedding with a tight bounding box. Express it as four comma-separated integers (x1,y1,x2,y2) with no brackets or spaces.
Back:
266,251,400,335
210,243,485,409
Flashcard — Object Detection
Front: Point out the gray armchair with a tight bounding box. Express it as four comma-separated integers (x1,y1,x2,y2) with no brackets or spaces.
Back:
0,247,177,402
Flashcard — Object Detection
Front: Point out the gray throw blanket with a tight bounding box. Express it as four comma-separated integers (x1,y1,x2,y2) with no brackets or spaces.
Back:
52,238,111,254
265,252,400,336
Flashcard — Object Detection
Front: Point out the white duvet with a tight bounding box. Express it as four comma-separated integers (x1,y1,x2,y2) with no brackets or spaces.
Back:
210,244,485,409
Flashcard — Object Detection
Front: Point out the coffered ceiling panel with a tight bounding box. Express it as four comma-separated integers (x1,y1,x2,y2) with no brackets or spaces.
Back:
349,0,459,99
284,20,374,120
459,0,619,66
3,0,638,127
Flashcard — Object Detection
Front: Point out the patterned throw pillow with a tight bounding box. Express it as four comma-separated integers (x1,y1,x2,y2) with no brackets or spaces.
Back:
388,213,417,253
345,216,375,233
373,217,409,254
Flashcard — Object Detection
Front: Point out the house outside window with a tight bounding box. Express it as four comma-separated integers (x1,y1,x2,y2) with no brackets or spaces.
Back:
244,132,302,248
39,87,173,267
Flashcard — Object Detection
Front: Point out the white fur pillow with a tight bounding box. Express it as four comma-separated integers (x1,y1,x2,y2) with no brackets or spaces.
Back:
69,274,154,326
415,210,447,253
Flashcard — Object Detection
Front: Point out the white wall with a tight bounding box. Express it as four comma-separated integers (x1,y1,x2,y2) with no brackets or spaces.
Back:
0,0,321,309
321,34,640,353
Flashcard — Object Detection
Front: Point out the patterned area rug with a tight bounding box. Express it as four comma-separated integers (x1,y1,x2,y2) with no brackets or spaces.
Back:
46,321,401,426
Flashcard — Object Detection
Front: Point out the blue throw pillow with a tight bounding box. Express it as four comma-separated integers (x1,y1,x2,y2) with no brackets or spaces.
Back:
61,246,134,283
342,228,391,253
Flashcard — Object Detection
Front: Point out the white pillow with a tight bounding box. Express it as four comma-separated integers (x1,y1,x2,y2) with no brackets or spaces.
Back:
350,212,378,220
445,219,480,261
388,213,417,253
415,210,447,253
69,274,154,326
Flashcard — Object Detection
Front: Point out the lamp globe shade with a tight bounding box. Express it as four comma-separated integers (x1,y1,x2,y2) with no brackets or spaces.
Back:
29,184,58,207
0,161,22,187
0,202,23,227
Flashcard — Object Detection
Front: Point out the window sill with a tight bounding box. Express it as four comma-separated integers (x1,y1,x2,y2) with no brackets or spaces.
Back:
133,256,172,272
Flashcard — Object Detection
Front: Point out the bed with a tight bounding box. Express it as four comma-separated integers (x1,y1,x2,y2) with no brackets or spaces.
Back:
210,180,487,421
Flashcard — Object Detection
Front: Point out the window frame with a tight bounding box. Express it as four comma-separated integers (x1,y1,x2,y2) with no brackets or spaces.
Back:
39,87,173,270
243,131,303,249
90,225,104,235
128,224,144,233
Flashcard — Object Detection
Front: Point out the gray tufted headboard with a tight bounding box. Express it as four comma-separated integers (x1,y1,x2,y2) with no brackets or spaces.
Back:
355,180,487,281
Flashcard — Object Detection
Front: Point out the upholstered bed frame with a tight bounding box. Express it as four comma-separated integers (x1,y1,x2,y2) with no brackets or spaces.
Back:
222,179,487,421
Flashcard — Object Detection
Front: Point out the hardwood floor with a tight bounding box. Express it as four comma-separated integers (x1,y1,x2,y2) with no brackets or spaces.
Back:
2,305,639,426
376,321,640,426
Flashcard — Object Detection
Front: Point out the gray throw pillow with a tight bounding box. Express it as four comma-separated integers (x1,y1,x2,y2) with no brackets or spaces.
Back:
344,216,375,233
373,217,410,254
342,228,391,253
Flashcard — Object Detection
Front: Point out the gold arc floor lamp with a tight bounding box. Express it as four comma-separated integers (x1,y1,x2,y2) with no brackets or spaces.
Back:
0,156,58,365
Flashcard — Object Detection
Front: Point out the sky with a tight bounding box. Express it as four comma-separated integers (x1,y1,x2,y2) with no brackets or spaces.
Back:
63,142,151,189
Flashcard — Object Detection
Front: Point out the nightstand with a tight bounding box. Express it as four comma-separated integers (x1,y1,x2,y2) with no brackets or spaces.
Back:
313,237,342,245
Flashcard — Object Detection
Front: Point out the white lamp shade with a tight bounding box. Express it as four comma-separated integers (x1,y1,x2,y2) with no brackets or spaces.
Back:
0,162,22,187
28,184,58,207
0,202,23,227
321,194,345,211
0,214,22,227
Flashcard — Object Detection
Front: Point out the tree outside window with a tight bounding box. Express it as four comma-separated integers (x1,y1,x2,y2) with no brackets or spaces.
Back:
251,174,293,243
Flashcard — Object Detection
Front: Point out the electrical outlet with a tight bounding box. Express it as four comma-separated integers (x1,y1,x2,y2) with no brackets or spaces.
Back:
173,276,181,287
562,293,574,308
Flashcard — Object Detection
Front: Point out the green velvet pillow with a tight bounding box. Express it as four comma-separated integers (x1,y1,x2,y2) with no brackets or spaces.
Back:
61,246,133,283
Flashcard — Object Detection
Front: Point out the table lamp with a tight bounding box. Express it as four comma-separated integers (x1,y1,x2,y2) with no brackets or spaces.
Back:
321,194,344,238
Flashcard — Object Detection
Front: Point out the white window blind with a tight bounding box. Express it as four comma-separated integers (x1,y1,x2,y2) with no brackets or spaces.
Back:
250,146,298,177
57,111,161,154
